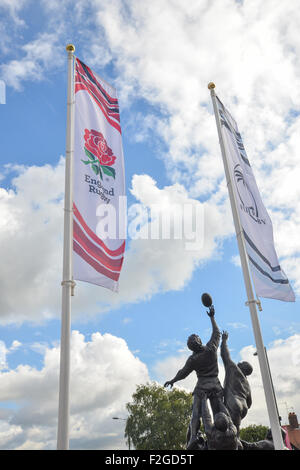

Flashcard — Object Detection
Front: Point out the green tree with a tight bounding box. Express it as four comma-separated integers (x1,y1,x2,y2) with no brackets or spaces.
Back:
239,424,269,442
125,382,193,450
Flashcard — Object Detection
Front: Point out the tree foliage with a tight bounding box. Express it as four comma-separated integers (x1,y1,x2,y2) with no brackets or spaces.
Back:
239,424,269,442
125,382,193,450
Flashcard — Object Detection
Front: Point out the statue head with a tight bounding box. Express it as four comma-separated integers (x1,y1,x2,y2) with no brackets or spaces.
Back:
237,361,253,376
187,334,202,352
214,412,229,432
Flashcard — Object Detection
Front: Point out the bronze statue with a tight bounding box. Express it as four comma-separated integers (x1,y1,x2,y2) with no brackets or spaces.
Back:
162,293,277,450
221,331,253,433
164,296,227,449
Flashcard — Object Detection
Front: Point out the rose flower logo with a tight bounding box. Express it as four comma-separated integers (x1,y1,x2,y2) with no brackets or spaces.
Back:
81,128,116,180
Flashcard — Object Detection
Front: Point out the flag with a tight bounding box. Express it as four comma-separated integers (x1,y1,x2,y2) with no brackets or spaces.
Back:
73,58,125,292
216,96,295,302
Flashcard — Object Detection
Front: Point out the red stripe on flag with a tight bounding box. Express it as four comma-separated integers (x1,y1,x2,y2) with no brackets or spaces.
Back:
75,82,122,134
73,220,123,272
75,70,120,122
76,59,118,105
73,240,120,281
73,203,125,257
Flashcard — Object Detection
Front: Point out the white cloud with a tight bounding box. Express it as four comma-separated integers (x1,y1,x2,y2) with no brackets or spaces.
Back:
0,1,28,55
78,174,232,312
0,341,8,370
0,158,65,324
0,330,149,450
0,162,232,324
231,255,241,268
9,340,21,351
0,32,64,90
227,322,248,330
238,335,300,427
0,0,27,25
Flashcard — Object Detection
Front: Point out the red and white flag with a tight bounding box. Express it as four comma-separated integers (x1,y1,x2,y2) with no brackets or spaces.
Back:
73,58,125,292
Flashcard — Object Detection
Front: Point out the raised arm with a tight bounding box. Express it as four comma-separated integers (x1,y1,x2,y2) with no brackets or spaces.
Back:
164,357,193,388
206,306,221,351
220,330,233,367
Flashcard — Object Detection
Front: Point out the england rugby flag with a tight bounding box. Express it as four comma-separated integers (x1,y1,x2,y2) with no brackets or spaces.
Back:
73,58,125,292
216,97,295,302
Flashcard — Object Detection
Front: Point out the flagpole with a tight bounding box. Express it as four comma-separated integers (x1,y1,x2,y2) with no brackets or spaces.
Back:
208,82,284,450
57,44,76,450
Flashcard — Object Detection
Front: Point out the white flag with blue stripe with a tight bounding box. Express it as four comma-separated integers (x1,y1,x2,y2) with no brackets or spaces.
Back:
216,96,295,302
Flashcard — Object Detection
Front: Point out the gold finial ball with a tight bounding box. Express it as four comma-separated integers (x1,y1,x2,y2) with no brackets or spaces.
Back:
66,44,75,53
208,82,216,90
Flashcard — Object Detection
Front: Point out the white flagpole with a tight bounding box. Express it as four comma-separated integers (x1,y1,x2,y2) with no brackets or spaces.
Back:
208,82,284,450
57,44,76,450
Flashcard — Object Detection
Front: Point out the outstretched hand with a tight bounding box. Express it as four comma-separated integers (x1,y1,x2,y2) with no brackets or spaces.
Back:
207,305,215,317
222,330,229,341
164,381,174,389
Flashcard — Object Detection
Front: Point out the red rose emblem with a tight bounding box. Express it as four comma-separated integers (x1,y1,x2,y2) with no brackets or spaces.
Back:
84,129,116,167
82,128,116,180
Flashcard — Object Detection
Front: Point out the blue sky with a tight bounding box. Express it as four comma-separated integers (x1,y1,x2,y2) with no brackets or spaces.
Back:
0,0,300,450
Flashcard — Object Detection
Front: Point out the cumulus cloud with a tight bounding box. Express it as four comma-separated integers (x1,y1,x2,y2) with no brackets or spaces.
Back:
0,32,64,90
0,342,7,370
0,161,232,324
0,0,27,25
121,173,232,297
237,334,300,427
0,159,65,324
0,330,149,450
